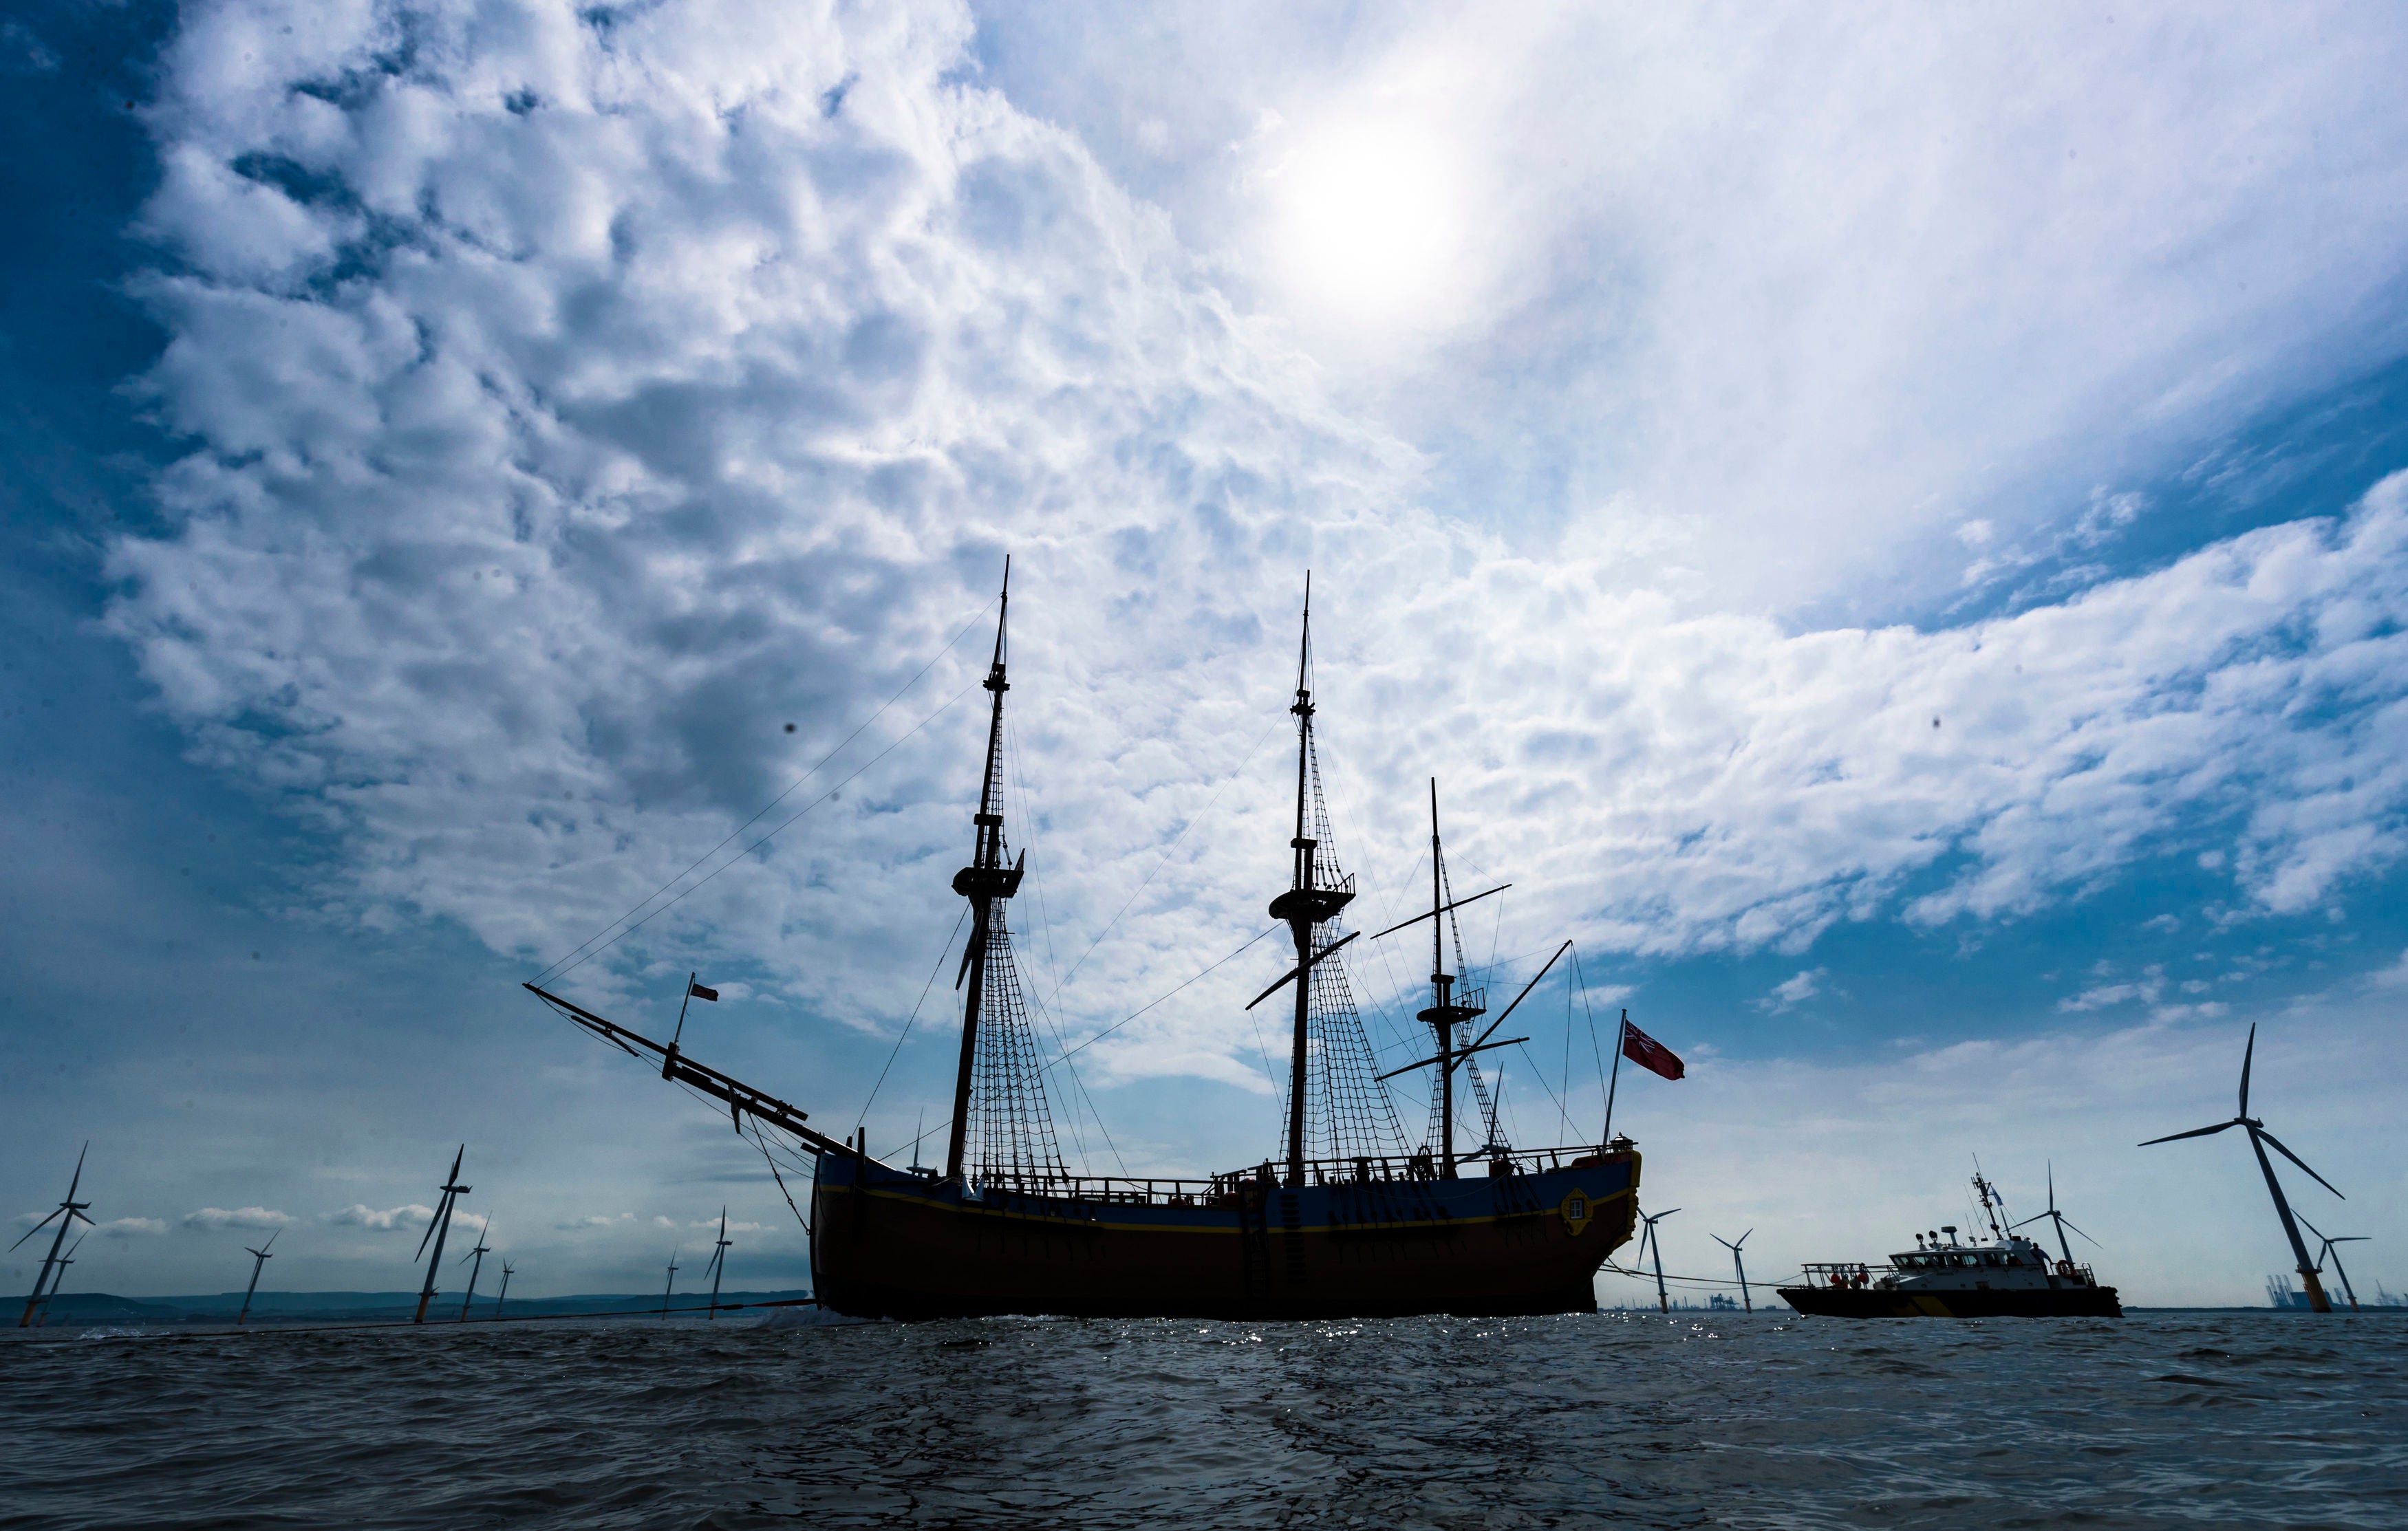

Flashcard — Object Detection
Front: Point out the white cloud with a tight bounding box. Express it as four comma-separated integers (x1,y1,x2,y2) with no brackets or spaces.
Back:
2369,948,2408,990
557,1213,636,1230
323,1202,436,1231
1759,968,1825,1014
182,1205,294,1230
96,1217,169,1238
97,0,2408,1102
994,2,2408,611
2059,966,2166,1012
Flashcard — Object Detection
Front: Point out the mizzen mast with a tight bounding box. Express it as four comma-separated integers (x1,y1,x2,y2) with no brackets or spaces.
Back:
1419,782,1489,1178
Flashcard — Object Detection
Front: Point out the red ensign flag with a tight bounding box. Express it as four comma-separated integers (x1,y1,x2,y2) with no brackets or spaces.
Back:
1622,1019,1684,1081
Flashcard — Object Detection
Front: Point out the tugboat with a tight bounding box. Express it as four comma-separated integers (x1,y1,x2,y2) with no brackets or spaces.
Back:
1778,1171,2120,1318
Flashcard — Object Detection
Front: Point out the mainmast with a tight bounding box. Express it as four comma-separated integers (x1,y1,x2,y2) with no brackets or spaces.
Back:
1267,577,1357,1186
945,559,1026,1183
1417,782,1487,1177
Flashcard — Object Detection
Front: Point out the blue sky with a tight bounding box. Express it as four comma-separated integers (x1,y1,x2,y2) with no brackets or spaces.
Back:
5,0,2407,1307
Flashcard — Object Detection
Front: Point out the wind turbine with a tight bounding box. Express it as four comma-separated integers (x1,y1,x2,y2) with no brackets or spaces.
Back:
704,1208,732,1320
2296,1214,2369,1313
13,1144,95,1327
1712,1229,1754,1312
1637,1206,1680,1314
2140,1024,2343,1313
2010,1163,2100,1267
411,1145,471,1324
661,1248,681,1318
492,1261,514,1319
457,1221,493,1322
236,1230,279,1325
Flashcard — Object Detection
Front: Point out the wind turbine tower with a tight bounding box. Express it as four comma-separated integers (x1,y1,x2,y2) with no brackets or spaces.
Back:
2297,1215,2369,1313
493,1261,514,1318
28,1235,85,1327
705,1208,733,1320
237,1230,279,1325
411,1145,471,1324
661,1248,680,1318
2140,1025,2344,1313
1712,1229,1754,1312
1638,1206,1679,1314
457,1222,493,1322
13,1144,95,1328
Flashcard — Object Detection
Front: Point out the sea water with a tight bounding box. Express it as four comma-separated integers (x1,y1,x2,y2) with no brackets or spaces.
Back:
2,1310,2401,1528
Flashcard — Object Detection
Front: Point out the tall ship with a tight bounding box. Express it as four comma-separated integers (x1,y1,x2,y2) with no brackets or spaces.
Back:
1778,1171,2121,1318
529,572,1642,1318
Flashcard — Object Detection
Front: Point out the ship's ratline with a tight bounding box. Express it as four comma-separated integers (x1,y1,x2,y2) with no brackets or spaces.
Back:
529,565,1642,1319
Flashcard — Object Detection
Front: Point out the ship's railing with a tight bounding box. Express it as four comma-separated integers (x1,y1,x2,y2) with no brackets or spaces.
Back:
1798,1255,2100,1286
949,1141,1633,1209
1798,1262,1889,1288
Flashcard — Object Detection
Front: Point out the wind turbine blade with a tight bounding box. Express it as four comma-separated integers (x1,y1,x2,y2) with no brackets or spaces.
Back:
1739,1229,1752,1246
8,1208,64,1251
66,1142,87,1202
2138,1120,2238,1147
2059,1217,2101,1249
2009,1213,2050,1230
450,1144,465,1180
2238,1024,2255,1118
2046,1161,2055,1210
261,1228,279,1254
2253,1127,2343,1199
415,1191,451,1259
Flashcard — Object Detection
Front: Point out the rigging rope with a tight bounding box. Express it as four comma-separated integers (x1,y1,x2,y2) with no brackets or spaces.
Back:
537,677,981,984
1034,712,1285,1015
532,596,998,986
854,904,968,1130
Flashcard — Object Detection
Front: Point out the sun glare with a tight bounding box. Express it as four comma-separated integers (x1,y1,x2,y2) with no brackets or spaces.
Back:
1271,119,1468,332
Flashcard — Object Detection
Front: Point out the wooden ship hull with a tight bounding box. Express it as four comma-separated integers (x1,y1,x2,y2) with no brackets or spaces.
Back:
1776,1283,2122,1318
811,1149,1640,1320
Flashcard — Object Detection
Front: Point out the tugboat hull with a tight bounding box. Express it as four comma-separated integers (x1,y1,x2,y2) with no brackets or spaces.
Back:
1777,1285,2122,1318
813,1150,1640,1320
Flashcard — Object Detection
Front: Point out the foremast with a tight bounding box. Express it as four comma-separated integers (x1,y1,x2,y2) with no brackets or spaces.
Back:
943,559,1062,1188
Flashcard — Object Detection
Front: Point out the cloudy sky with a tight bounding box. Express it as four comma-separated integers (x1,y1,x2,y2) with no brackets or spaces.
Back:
6,0,2406,1307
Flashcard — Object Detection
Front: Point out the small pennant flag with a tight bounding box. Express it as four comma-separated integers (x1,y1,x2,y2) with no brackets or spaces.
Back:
688,981,720,1002
1621,1018,1684,1081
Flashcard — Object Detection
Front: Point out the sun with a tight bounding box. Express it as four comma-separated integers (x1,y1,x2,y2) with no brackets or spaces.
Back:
1269,117,1468,332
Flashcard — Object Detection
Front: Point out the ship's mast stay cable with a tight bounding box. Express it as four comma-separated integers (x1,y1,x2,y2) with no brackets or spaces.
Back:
1035,923,1282,1081
854,904,968,1131
1296,717,1428,1137
1029,710,1287,1022
533,598,1000,988
1573,947,1613,1133
535,675,984,988
1004,716,1124,1175
1306,719,1594,1153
